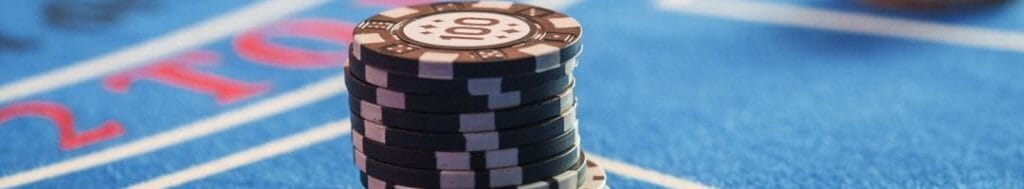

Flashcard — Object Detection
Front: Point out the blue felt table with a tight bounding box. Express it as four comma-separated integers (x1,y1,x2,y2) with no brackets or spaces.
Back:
1,0,1022,188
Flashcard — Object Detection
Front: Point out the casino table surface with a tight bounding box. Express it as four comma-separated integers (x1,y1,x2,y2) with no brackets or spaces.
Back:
1,0,1022,188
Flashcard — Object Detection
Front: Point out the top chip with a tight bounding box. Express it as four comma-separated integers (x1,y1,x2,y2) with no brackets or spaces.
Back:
352,1,583,79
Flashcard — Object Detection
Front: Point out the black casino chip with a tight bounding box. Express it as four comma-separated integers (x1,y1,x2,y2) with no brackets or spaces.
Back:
343,1,603,188
350,1,582,79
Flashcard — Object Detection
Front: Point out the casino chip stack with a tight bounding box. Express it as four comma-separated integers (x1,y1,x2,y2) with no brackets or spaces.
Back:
345,1,607,189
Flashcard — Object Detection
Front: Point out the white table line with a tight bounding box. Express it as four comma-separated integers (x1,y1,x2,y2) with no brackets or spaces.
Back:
655,0,1024,53
0,0,331,105
128,119,352,189
0,73,346,188
589,154,713,189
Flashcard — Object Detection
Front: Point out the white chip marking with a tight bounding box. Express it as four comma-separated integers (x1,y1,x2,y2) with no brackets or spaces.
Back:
517,44,561,72
394,185,420,189
360,100,384,122
488,91,521,109
488,148,519,168
352,131,365,152
352,33,387,60
367,175,387,189
655,0,1024,53
0,73,346,188
363,119,388,144
353,33,387,45
0,0,329,105
354,147,369,172
375,88,406,109
547,17,581,29
419,51,461,62
560,89,575,109
128,120,351,189
459,113,496,132
491,166,524,187
418,52,459,79
364,65,389,87
379,7,420,19
441,171,475,188
436,152,472,170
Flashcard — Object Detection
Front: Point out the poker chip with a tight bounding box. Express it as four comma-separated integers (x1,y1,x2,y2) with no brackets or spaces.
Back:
517,155,608,189
358,153,607,189
352,127,579,170
351,107,577,151
347,53,577,96
351,1,582,79
345,67,574,113
348,88,575,133
354,145,581,188
578,160,608,189
344,2,602,188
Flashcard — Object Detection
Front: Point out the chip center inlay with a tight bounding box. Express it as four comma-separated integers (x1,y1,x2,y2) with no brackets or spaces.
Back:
401,12,532,49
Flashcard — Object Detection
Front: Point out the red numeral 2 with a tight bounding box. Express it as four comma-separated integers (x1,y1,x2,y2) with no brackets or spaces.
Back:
0,101,125,150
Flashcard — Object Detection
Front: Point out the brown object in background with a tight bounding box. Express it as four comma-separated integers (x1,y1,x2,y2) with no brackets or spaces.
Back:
862,0,1009,9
